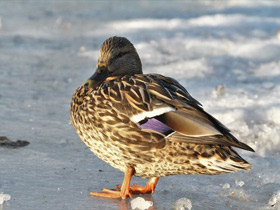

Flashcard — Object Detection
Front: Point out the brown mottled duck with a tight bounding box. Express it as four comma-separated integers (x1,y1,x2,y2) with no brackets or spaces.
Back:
70,36,254,199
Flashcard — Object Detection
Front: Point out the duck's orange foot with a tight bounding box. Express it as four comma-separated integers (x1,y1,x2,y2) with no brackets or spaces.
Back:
115,184,153,194
116,177,159,194
90,188,133,199
90,168,159,199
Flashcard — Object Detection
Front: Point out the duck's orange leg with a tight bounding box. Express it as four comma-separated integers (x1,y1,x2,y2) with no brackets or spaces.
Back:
90,168,135,199
116,177,160,194
130,177,159,194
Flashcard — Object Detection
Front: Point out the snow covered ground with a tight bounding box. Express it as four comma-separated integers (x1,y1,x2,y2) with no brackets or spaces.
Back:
0,1,280,209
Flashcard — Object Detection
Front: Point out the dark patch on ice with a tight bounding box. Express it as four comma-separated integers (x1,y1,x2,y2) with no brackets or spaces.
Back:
0,136,30,149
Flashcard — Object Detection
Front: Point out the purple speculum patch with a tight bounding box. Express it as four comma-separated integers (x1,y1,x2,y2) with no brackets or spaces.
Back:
140,118,172,135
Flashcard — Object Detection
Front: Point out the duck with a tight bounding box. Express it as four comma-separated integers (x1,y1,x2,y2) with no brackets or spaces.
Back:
70,36,254,199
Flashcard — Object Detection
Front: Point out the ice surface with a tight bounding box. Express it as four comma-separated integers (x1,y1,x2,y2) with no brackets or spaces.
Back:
130,197,153,210
268,190,280,209
222,183,231,189
0,193,11,205
222,187,251,202
172,198,192,210
235,180,245,187
0,1,280,210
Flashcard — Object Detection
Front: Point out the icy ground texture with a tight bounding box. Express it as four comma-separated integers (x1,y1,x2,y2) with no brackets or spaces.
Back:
0,1,280,210
131,197,153,210
0,193,11,205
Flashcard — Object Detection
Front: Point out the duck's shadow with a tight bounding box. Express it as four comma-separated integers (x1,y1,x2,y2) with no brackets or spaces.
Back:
91,194,156,210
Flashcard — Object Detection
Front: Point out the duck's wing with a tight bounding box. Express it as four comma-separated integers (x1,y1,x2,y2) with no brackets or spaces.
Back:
99,74,253,152
143,74,254,151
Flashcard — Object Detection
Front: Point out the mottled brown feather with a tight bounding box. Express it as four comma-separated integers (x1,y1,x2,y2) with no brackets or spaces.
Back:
70,36,253,180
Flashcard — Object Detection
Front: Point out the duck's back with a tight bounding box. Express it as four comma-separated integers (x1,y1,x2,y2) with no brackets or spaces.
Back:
70,74,253,178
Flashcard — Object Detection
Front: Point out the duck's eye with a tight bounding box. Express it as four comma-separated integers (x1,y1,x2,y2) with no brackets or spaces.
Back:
116,52,126,58
97,66,106,73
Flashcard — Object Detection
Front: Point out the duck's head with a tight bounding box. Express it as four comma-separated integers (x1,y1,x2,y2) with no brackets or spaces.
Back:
88,36,142,88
